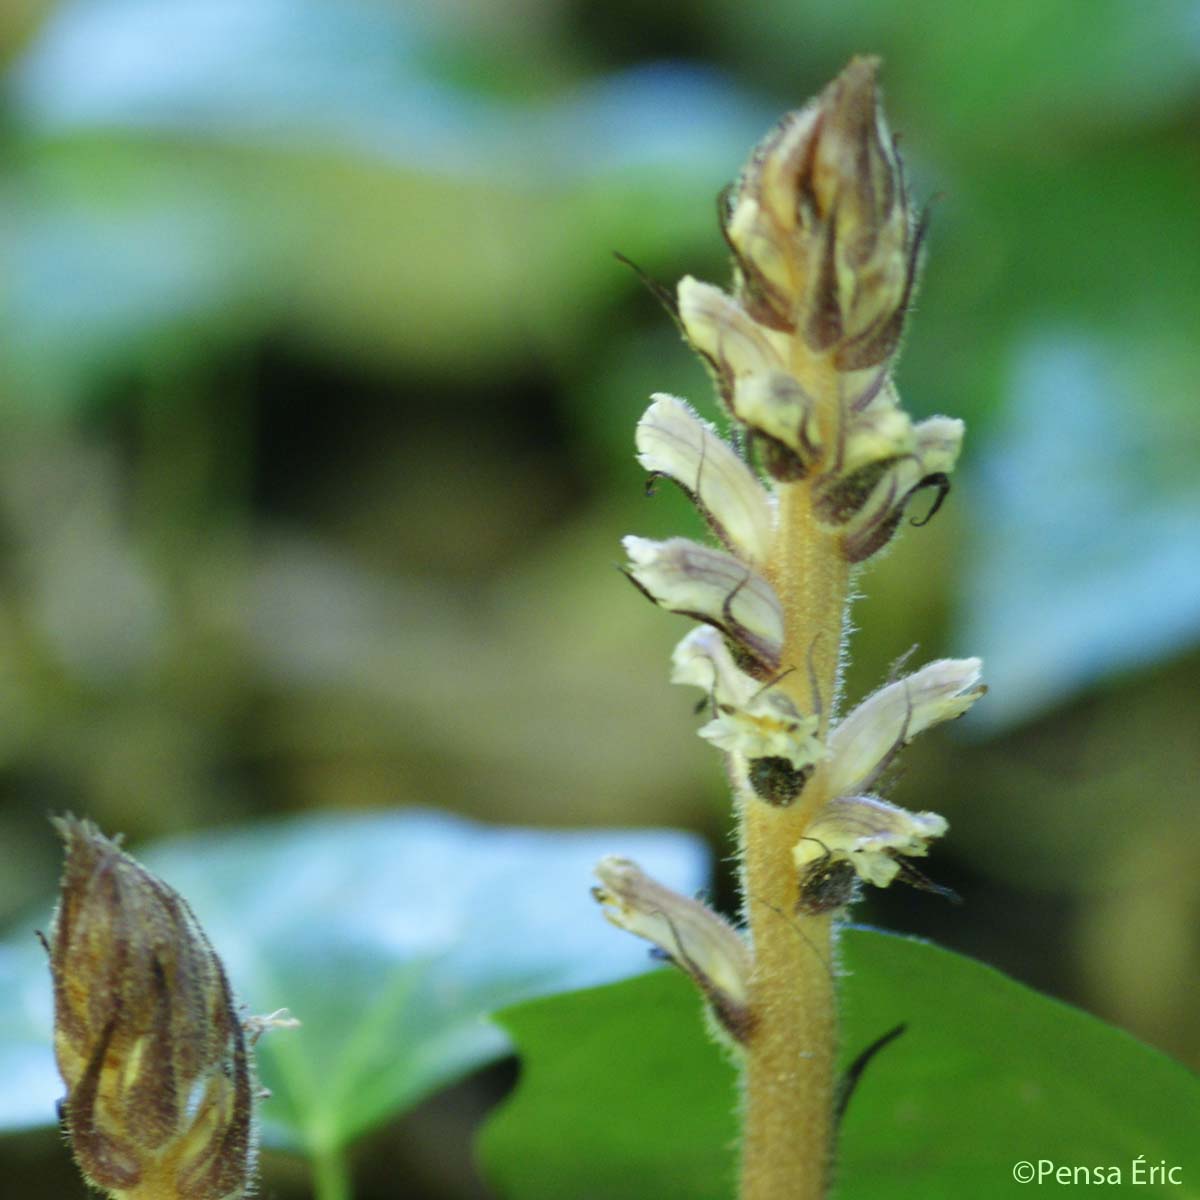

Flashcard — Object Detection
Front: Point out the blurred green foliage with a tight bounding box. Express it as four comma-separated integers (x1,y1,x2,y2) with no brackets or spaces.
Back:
1,0,1198,1196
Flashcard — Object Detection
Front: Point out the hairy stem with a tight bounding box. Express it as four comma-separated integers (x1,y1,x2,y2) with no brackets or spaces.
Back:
740,362,851,1200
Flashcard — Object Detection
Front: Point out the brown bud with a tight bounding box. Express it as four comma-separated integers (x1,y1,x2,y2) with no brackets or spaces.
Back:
725,56,917,370
47,816,256,1200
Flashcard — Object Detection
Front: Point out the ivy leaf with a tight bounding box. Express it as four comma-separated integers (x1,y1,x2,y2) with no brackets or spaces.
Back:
480,926,1200,1198
478,969,737,1200
836,928,1200,1197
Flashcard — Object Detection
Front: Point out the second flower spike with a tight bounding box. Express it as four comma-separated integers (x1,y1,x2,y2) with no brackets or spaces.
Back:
47,817,264,1200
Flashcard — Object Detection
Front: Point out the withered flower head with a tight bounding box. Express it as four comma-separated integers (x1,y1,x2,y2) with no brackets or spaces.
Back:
47,816,257,1200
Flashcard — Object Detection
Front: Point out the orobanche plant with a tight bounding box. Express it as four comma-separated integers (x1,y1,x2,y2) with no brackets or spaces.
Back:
593,57,985,1200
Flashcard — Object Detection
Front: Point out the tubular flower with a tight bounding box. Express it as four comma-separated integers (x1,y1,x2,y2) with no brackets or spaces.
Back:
826,657,985,798
786,658,986,905
823,415,964,564
593,856,754,1044
622,535,784,674
671,626,827,806
677,276,790,403
636,394,775,567
730,371,821,481
46,817,279,1200
794,796,948,890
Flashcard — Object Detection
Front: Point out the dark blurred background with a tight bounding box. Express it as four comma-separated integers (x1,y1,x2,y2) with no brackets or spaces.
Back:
2,0,1198,1195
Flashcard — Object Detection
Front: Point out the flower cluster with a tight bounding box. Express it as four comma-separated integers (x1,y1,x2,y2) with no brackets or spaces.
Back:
595,654,983,1037
675,55,961,563
597,58,985,1043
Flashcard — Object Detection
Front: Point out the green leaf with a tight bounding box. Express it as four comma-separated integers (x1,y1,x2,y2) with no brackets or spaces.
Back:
836,929,1200,1198
481,927,1200,1199
0,810,709,1158
479,969,738,1200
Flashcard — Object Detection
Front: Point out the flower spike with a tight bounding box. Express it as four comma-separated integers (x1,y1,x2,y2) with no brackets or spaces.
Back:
46,816,275,1200
604,58,985,1196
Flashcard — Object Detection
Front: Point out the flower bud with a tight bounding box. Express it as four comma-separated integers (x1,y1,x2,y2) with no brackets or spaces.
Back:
724,56,917,370
593,856,754,1044
636,394,774,566
47,816,257,1200
622,535,783,673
